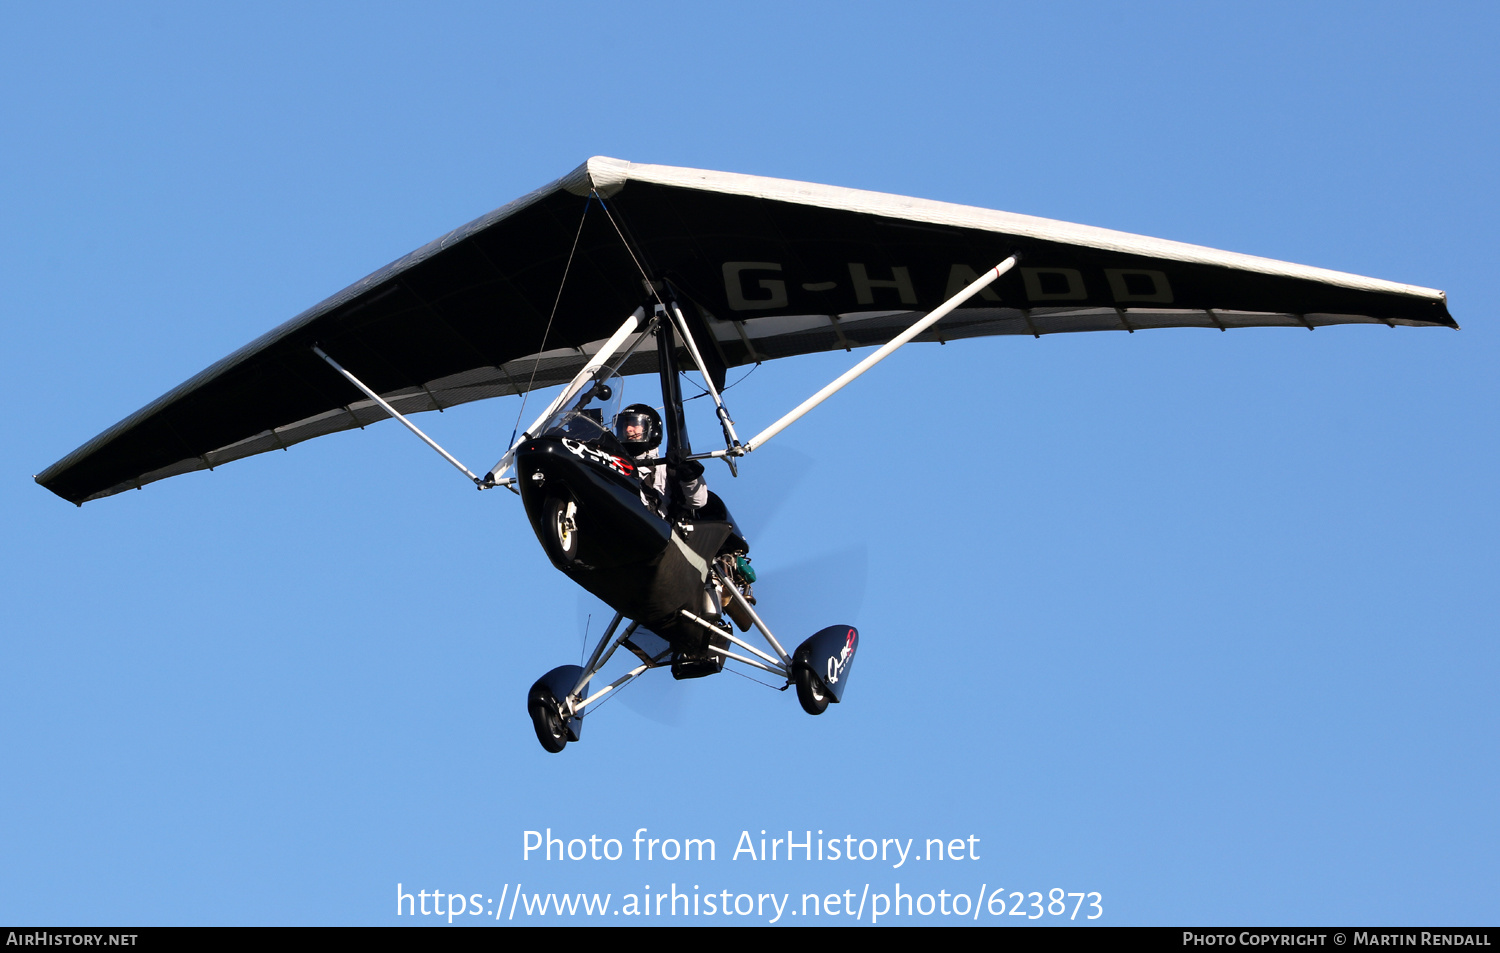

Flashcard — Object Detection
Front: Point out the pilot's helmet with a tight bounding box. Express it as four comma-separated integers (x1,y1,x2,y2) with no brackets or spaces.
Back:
614,404,662,455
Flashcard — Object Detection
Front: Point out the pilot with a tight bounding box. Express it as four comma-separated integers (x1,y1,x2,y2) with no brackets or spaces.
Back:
615,403,707,519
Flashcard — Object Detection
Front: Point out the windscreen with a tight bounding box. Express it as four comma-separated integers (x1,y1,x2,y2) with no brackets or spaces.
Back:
539,369,627,454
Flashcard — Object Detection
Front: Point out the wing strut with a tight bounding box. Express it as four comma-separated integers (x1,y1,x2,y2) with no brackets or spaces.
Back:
484,307,646,485
709,254,1021,457
312,346,486,486
665,300,742,464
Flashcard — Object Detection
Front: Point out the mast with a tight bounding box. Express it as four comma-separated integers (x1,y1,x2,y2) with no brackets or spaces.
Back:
655,305,691,457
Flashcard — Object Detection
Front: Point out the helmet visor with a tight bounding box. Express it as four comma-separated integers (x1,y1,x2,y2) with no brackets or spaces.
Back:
615,411,655,447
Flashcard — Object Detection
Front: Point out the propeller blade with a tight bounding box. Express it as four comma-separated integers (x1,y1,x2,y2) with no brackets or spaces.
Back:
725,444,815,542
750,542,868,631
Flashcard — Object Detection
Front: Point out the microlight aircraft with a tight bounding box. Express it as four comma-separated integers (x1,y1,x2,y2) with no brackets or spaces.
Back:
36,158,1456,752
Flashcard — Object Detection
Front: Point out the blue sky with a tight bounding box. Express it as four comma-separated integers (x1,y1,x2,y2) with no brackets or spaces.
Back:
3,1,1496,926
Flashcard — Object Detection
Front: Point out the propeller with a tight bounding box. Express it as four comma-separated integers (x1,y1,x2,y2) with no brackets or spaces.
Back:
573,443,867,726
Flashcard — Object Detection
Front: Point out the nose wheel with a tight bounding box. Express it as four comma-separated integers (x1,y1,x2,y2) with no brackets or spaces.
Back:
542,497,579,566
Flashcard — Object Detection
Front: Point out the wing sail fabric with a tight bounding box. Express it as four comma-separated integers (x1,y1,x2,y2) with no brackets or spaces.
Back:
37,156,1454,505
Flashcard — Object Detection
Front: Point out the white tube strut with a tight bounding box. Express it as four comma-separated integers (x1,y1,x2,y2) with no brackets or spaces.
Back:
312,346,484,485
486,308,644,482
668,302,742,451
740,255,1019,453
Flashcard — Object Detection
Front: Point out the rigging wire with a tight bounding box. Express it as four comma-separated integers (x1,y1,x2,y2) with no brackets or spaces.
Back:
679,362,760,402
596,195,663,309
723,663,788,692
509,193,593,449
507,191,663,452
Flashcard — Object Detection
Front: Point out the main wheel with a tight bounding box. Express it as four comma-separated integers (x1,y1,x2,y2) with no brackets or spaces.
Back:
795,666,830,715
541,497,579,566
529,689,568,753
